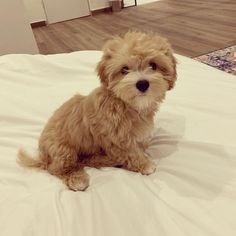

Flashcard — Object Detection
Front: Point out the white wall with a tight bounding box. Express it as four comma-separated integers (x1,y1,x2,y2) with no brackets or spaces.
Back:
43,0,90,24
88,0,109,11
23,0,46,23
0,0,39,55
22,0,113,23
137,0,159,5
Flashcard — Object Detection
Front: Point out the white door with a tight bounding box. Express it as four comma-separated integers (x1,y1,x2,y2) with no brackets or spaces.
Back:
43,0,90,24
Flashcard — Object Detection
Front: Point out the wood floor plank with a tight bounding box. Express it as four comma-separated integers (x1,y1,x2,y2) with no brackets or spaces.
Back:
33,0,236,57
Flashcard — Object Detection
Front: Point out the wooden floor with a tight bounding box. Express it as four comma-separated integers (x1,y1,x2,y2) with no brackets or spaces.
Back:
33,0,236,57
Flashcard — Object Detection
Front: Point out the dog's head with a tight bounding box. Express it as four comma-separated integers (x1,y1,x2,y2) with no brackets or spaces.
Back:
97,31,177,112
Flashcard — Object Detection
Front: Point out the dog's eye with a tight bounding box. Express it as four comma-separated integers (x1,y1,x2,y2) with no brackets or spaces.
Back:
121,66,129,75
149,62,157,71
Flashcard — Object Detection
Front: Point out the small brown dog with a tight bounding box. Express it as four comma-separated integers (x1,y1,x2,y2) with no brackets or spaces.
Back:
18,31,177,191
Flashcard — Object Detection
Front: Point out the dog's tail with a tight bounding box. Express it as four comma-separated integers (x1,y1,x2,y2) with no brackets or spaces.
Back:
17,149,46,169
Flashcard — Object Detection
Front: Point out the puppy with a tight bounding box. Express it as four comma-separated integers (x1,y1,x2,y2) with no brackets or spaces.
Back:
18,31,177,191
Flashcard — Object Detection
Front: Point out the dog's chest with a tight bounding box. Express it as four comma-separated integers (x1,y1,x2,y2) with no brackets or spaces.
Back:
131,116,154,143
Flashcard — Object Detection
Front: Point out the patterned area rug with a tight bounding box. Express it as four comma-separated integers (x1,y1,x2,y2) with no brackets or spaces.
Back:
195,45,236,76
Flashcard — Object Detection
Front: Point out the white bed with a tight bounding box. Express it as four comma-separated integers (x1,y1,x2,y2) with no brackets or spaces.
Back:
0,51,236,236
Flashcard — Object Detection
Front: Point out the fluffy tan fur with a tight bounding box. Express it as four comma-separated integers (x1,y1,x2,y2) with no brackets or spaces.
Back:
18,31,177,191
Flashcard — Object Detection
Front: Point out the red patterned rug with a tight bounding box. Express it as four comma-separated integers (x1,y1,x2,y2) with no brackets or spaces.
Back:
195,45,236,76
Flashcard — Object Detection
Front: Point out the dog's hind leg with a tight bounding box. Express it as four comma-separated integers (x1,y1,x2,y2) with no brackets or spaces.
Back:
61,168,90,191
49,158,90,191
45,145,89,191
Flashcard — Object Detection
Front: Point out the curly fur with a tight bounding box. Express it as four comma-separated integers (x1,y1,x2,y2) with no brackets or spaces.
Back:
18,31,177,191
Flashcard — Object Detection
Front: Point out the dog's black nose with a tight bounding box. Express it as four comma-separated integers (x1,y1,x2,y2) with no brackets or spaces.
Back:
136,80,149,92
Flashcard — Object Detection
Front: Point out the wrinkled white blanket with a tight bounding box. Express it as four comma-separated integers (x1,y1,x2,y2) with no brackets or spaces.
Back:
0,51,236,236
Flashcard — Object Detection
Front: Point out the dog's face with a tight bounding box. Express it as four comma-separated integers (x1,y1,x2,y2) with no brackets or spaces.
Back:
97,31,177,112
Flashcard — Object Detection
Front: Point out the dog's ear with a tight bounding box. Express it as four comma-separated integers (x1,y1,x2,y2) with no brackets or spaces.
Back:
168,53,177,90
161,46,177,91
97,36,122,86
96,53,111,86
150,33,177,91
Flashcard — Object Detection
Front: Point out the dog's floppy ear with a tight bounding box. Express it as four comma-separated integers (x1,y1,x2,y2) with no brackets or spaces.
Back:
150,33,177,91
97,36,121,86
162,47,177,90
96,53,111,86
168,53,177,90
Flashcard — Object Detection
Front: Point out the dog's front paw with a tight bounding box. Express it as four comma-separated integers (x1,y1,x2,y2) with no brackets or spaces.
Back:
141,161,156,175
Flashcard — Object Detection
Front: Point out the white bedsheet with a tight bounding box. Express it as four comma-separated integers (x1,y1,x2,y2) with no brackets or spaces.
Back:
0,51,236,236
